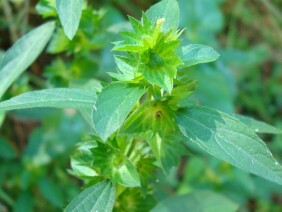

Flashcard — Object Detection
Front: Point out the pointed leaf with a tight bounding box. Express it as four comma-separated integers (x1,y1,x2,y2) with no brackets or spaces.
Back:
233,114,282,134
176,106,282,185
149,133,187,174
65,181,115,212
0,88,97,111
152,191,238,212
56,0,84,40
146,0,179,32
0,22,55,98
92,82,146,141
179,44,219,68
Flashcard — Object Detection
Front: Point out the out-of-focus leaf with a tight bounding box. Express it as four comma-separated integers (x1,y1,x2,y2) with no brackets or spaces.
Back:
24,113,85,166
47,28,70,53
92,82,146,141
0,22,55,98
233,114,282,134
184,63,235,113
36,0,57,18
0,112,4,127
115,188,156,212
56,0,84,40
0,137,17,160
38,177,64,207
177,106,282,185
178,0,223,44
151,190,239,212
0,88,97,111
146,0,179,32
65,181,115,212
179,44,219,68
14,191,34,212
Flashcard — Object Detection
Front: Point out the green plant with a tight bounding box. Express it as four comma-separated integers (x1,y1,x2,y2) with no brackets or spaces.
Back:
0,0,282,211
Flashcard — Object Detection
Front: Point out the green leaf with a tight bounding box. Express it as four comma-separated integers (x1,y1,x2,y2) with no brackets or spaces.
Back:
0,137,17,160
47,28,70,54
108,56,135,81
146,0,179,32
92,82,146,141
56,0,84,40
35,0,57,18
151,190,239,212
0,111,4,127
0,22,55,99
176,106,282,185
14,191,34,212
179,44,220,68
0,88,97,111
38,177,64,207
233,114,282,134
65,181,115,212
149,133,187,174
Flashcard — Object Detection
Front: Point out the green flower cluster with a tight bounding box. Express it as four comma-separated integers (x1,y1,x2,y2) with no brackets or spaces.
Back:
112,13,183,93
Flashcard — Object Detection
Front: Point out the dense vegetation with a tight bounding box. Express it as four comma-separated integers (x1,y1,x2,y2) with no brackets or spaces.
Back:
0,0,282,211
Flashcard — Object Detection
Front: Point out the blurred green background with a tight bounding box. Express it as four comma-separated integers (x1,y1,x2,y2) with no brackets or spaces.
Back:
0,0,282,211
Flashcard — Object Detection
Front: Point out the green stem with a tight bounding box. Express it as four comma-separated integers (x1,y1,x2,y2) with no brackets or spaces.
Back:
2,0,18,43
0,188,14,207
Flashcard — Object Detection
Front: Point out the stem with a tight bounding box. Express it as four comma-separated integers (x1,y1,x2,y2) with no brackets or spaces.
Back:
0,189,14,207
2,0,18,43
258,0,282,23
20,0,30,36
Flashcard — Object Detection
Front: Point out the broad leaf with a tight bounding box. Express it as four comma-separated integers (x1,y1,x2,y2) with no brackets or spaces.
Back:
0,22,55,98
176,106,282,185
146,0,179,32
179,44,219,68
233,114,282,134
56,0,84,40
92,82,146,141
151,190,238,212
0,88,97,111
65,181,115,212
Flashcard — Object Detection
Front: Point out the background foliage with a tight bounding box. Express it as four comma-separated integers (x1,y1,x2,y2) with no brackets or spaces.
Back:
0,0,282,211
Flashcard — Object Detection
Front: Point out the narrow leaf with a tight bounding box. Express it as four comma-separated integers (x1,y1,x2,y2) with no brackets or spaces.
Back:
65,181,115,212
146,0,179,32
92,82,146,141
0,88,97,111
56,0,84,40
151,191,238,212
233,114,282,134
176,106,282,185
179,44,219,68
0,22,55,98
